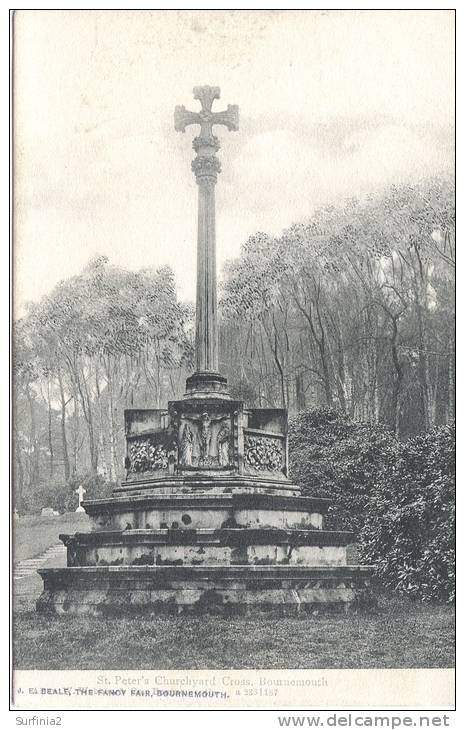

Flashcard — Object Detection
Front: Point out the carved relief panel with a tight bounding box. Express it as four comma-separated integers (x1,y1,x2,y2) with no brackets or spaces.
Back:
243,433,286,476
169,400,241,472
127,437,172,473
124,402,289,479
243,408,288,478
124,409,177,478
177,413,233,468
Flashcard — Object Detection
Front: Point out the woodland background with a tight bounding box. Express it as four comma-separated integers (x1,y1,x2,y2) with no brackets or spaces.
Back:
13,178,454,498
13,175,455,601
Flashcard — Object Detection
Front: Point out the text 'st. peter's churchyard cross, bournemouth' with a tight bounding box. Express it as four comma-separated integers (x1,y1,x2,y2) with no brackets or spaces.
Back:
174,86,239,375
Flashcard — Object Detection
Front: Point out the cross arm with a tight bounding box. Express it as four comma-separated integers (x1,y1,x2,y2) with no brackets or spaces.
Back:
212,105,239,132
174,106,201,133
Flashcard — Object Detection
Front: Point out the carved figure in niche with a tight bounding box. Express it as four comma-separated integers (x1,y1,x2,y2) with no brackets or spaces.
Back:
168,440,178,475
199,412,213,462
198,412,230,464
217,424,231,467
179,412,231,466
180,425,194,466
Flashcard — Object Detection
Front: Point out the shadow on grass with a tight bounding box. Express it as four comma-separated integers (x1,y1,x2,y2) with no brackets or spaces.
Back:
13,592,455,670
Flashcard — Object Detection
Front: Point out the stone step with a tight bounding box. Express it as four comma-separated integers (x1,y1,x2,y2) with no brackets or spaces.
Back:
59,527,353,569
14,543,67,581
36,564,374,616
84,492,330,534
62,527,353,545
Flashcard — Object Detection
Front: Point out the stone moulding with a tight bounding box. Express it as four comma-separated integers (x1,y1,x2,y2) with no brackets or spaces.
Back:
81,491,329,534
81,492,332,515
116,474,301,495
38,564,372,579
59,527,354,571
61,528,354,548
37,564,373,616
184,371,230,398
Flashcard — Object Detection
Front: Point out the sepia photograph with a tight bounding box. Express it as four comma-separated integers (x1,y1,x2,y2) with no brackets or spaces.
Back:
11,8,455,710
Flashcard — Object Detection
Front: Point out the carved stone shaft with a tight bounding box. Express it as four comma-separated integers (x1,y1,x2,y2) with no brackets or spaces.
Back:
196,177,217,371
174,86,239,374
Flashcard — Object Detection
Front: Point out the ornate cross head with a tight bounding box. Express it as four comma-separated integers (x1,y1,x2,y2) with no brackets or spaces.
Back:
174,86,239,147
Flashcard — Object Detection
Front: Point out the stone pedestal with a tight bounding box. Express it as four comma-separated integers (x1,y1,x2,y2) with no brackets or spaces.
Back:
37,380,373,615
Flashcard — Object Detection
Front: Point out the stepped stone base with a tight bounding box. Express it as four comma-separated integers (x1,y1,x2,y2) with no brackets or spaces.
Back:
35,378,374,617
60,527,353,567
83,492,329,532
37,565,373,617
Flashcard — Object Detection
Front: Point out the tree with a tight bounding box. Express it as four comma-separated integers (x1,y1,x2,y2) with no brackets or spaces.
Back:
220,176,455,437
13,257,192,508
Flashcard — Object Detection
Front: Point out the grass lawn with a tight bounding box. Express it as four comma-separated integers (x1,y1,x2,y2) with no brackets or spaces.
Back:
13,593,454,670
13,512,90,564
12,514,454,670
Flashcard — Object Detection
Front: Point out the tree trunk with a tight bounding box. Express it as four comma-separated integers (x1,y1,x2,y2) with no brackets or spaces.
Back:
26,387,40,488
390,315,403,438
365,308,379,424
72,387,79,476
67,356,98,475
263,317,287,408
411,250,432,430
79,362,98,473
13,424,25,511
94,362,109,478
295,371,306,412
447,331,455,422
57,370,70,481
46,379,54,477
105,356,119,481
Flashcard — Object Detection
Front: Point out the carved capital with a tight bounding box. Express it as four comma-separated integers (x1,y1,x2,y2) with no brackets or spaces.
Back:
192,155,221,183
193,134,220,154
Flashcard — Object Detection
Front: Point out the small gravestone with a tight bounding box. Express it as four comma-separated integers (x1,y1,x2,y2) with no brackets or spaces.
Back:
41,507,58,517
75,485,86,513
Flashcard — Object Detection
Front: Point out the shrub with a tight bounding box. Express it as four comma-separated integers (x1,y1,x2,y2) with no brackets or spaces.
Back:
60,473,116,513
289,409,455,602
288,408,397,531
19,473,116,515
360,424,455,602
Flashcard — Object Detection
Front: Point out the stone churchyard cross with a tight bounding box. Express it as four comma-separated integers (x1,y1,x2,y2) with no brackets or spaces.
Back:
75,485,86,513
36,86,373,618
174,86,239,373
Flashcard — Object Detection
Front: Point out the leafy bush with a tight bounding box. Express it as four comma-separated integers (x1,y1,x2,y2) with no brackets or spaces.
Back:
19,472,115,515
288,408,397,531
57,473,115,513
360,424,455,602
289,409,455,602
